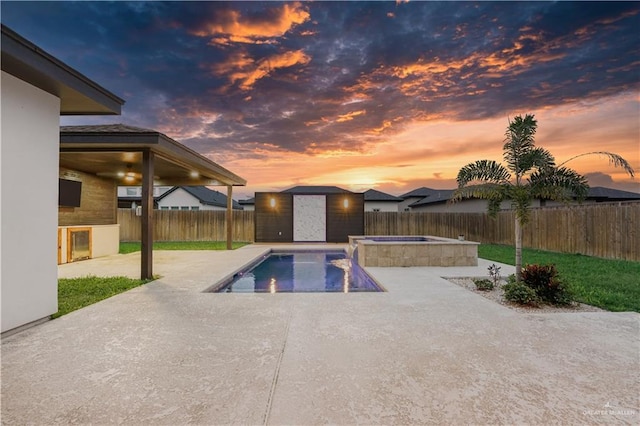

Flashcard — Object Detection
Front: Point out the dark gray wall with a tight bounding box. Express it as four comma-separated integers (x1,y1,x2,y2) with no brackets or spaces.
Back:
255,192,364,243
255,193,293,242
326,193,364,242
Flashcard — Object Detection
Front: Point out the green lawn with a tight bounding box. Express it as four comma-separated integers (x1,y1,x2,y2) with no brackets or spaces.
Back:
119,240,249,254
55,276,154,318
479,244,640,312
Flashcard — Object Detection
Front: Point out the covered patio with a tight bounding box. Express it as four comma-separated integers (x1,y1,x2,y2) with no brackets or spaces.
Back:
59,124,246,278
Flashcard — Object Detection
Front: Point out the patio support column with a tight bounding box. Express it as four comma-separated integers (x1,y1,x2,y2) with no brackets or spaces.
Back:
141,149,154,279
226,185,233,250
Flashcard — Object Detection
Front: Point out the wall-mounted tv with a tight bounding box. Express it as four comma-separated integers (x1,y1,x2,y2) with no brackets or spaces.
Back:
59,179,82,207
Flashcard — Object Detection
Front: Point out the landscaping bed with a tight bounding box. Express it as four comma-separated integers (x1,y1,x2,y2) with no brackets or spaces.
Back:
447,277,604,313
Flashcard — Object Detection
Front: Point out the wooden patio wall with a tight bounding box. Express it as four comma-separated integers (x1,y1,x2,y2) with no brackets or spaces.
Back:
117,202,640,261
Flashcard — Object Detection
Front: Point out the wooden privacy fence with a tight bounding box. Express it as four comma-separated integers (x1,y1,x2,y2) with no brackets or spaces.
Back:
118,202,640,261
118,209,254,242
365,202,640,261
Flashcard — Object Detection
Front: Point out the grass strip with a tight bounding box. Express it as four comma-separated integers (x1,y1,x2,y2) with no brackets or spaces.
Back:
119,241,249,254
479,244,640,312
55,276,154,318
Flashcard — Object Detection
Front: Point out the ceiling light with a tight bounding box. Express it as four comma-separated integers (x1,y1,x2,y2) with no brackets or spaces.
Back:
190,171,199,178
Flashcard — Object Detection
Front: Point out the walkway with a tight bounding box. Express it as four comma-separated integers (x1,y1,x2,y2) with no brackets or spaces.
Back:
2,245,638,425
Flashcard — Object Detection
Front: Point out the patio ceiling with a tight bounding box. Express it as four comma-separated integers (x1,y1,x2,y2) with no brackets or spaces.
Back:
60,124,246,187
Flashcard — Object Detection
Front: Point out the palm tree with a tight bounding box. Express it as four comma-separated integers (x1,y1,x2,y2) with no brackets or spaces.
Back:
453,114,635,281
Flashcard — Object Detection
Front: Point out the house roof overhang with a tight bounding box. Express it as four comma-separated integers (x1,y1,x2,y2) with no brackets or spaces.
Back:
1,24,124,115
60,125,247,187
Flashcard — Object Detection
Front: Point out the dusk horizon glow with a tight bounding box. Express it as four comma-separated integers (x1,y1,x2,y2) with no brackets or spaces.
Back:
2,1,638,199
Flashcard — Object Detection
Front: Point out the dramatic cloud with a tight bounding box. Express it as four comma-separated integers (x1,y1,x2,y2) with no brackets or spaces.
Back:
189,1,310,45
2,1,638,197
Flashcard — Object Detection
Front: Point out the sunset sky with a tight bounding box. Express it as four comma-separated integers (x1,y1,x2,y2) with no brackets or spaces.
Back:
3,1,639,199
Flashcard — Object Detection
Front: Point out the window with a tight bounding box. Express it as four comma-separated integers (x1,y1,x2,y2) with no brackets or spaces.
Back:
404,208,410,212
372,208,381,212
126,188,137,196
160,206,169,210
181,206,189,210
171,206,179,210
191,206,200,211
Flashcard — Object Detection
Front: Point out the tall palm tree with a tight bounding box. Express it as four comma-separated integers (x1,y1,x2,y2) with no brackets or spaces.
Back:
453,114,635,281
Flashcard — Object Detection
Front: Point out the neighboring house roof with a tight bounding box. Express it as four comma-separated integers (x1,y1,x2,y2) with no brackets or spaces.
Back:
586,187,640,200
405,186,640,208
1,24,124,115
158,186,242,209
408,189,455,208
400,187,444,199
238,197,255,206
363,189,403,202
281,185,353,194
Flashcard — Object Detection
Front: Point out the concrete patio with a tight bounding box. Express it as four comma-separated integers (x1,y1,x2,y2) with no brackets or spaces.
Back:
2,245,639,425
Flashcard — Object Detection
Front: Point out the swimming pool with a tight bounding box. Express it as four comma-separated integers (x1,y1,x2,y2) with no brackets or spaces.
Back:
215,250,383,293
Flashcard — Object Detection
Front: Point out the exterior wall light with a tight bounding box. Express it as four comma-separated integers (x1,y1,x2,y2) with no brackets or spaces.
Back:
343,198,349,209
270,197,276,208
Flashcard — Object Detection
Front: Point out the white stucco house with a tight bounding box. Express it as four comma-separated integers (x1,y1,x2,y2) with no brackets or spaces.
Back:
238,197,255,211
156,186,243,211
1,25,124,334
117,185,173,208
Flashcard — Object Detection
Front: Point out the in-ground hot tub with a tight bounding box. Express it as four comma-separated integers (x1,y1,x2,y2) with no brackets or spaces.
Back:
349,235,479,267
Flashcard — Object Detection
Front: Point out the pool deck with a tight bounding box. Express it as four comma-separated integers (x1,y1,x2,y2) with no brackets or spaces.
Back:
2,244,639,425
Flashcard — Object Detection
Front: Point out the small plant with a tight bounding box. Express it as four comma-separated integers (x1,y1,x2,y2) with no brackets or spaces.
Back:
473,278,494,291
503,282,540,306
521,264,573,305
488,263,502,287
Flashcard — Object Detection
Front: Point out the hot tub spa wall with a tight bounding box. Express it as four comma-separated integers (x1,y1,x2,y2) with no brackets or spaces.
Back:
356,237,479,267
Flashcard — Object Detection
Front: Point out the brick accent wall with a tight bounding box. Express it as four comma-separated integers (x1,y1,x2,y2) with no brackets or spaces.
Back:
58,167,117,226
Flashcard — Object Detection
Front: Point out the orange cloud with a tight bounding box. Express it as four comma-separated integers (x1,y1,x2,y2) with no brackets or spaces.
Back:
336,110,366,122
212,49,311,90
192,2,310,45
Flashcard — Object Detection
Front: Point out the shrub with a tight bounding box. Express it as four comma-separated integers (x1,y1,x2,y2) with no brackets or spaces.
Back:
488,264,502,287
503,282,540,306
521,264,573,305
473,278,494,291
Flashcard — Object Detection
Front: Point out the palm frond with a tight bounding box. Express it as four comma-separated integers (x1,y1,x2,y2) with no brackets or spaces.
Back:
503,114,538,176
456,160,511,187
452,183,510,218
558,152,635,178
530,167,589,202
520,147,556,173
452,183,509,201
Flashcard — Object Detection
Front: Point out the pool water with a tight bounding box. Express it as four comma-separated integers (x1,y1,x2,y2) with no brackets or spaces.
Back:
217,251,382,293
